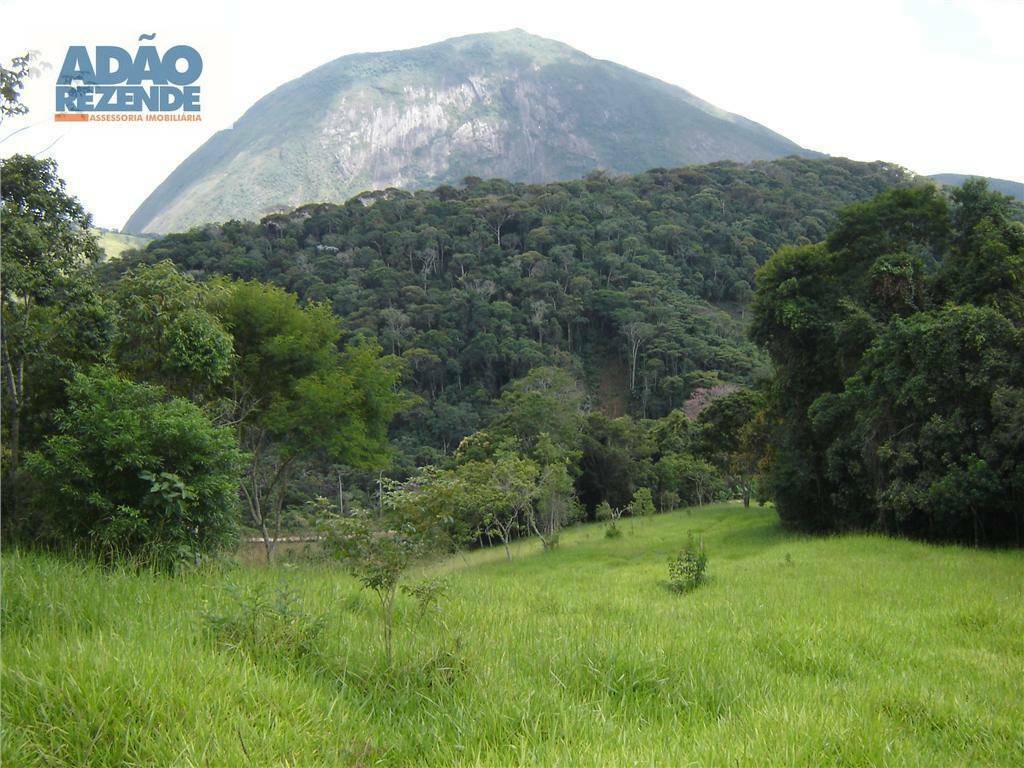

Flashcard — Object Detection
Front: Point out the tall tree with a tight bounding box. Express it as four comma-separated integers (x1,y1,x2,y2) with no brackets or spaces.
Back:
1,155,99,514
753,180,1024,544
698,389,766,506
208,280,407,561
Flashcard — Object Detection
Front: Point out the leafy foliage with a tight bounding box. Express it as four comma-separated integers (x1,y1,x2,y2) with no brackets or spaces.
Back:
207,278,409,561
628,487,656,518
1,154,102,520
23,369,244,568
698,389,767,506
203,583,325,666
752,180,1024,544
111,262,233,397
668,533,708,592
322,510,433,665
112,157,912,463
0,52,41,121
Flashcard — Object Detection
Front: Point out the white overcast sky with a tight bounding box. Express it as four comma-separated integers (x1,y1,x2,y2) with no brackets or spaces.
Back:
2,0,1021,229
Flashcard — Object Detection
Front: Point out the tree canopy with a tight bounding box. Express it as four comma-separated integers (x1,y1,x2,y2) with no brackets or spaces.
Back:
752,179,1024,544
108,157,913,465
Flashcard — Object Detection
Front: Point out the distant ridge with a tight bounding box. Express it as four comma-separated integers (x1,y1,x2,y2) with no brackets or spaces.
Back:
125,29,818,234
929,173,1024,202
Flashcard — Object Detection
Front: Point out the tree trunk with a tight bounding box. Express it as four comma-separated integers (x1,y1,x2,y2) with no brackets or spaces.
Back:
2,353,24,517
7,403,20,513
527,514,547,550
259,517,275,563
384,597,393,667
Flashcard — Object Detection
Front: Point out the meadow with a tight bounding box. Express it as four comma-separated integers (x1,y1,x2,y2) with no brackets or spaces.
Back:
3,503,1022,767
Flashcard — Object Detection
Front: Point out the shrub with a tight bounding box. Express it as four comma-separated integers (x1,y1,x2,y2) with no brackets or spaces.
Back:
203,583,324,665
668,533,708,592
322,511,426,666
629,487,656,518
401,577,450,617
597,500,624,538
24,368,244,569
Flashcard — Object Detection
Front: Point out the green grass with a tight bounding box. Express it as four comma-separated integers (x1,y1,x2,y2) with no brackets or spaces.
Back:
3,503,1023,766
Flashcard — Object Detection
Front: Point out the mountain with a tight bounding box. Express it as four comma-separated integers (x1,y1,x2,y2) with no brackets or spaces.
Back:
124,30,817,234
929,173,1024,202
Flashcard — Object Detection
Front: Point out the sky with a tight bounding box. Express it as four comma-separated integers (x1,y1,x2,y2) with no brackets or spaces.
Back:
2,0,1021,229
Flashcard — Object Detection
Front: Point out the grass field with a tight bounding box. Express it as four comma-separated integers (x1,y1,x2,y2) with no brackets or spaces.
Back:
3,503,1022,766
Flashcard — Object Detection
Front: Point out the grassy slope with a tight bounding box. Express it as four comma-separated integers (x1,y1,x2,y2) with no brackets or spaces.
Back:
3,504,1022,766
92,229,154,261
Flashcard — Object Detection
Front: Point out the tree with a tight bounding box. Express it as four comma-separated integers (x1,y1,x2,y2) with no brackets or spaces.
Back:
208,280,408,561
1,52,41,121
937,179,1024,322
322,510,426,666
111,261,233,398
1,155,99,515
23,368,244,568
621,319,653,392
698,389,767,506
753,180,1024,544
459,452,538,560
833,305,1022,544
530,460,574,550
576,412,653,513
492,366,587,459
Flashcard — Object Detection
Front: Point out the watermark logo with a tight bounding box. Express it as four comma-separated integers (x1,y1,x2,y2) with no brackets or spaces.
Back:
55,34,202,123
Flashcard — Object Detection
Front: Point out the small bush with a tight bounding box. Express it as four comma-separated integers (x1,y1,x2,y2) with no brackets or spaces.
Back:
629,487,656,518
597,500,624,539
401,577,449,616
668,533,707,592
203,583,324,664
541,532,560,550
24,369,244,569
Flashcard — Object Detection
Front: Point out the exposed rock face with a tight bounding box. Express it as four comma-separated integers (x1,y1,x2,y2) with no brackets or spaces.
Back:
125,30,816,234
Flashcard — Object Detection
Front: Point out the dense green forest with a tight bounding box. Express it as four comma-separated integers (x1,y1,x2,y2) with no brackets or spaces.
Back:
4,148,1021,566
111,157,912,467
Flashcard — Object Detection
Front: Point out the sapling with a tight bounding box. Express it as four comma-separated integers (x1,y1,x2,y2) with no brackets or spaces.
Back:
322,511,423,666
596,500,624,538
668,532,708,592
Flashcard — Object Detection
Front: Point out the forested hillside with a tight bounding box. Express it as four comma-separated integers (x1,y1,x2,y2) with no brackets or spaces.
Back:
113,156,913,464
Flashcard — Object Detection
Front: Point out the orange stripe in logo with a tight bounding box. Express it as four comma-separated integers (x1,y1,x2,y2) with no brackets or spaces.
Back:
55,113,89,122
